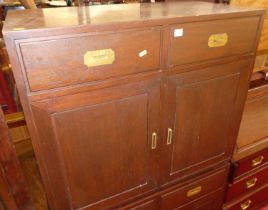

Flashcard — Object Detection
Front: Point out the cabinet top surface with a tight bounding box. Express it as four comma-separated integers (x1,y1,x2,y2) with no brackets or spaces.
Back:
3,1,264,34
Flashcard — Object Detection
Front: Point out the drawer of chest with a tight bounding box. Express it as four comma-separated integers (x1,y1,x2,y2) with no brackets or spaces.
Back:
223,184,268,210
169,16,260,66
160,166,229,210
226,165,268,202
233,148,268,178
19,28,161,92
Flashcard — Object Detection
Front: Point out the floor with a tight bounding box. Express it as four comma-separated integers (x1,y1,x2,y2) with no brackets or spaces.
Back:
19,152,49,210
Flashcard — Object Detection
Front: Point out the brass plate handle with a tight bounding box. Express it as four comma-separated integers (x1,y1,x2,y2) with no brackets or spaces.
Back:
208,33,228,48
167,128,173,145
186,186,202,197
240,200,251,210
84,49,115,68
245,177,257,189
151,132,157,150
251,155,264,167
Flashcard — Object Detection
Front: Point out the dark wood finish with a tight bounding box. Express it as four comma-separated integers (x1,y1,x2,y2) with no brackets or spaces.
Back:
173,188,225,210
30,78,160,210
232,148,268,179
118,199,158,210
2,2,265,210
161,59,253,183
0,108,34,210
20,29,161,91
3,2,264,33
226,165,268,202
160,166,228,209
169,17,260,66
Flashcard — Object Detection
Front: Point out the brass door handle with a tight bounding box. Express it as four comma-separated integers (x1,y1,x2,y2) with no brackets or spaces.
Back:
251,155,264,167
245,177,257,189
151,132,157,150
240,200,251,210
167,128,173,145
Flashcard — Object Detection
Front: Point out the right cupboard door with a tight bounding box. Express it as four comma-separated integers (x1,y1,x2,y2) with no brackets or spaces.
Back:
161,59,253,183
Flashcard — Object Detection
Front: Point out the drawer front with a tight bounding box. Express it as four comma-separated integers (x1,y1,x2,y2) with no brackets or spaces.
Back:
174,188,225,210
226,166,268,202
118,199,158,210
233,149,268,178
169,17,259,66
225,184,268,210
161,167,229,210
19,29,161,92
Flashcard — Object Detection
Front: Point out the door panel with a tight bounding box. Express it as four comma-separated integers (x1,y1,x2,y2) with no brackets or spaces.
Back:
30,78,160,210
161,59,252,183
171,75,238,173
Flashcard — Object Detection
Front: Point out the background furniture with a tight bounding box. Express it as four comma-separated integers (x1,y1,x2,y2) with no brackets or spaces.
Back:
222,1,268,209
0,108,33,210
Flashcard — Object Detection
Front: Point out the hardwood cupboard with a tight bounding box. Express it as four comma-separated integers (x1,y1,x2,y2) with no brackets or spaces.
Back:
3,2,264,210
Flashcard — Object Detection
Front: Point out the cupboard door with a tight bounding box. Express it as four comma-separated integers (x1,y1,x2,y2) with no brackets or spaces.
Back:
30,78,160,210
161,59,252,183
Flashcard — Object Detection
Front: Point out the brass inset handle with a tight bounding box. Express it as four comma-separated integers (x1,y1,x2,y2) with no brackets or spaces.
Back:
167,128,173,145
186,186,202,197
151,132,157,150
240,200,251,210
246,177,257,189
251,155,264,167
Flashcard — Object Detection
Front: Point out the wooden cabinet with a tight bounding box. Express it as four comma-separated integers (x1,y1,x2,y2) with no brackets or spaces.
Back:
3,2,264,210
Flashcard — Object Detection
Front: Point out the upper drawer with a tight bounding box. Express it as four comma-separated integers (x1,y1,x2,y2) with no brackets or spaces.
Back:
233,148,268,179
169,17,260,66
19,28,161,92
161,166,228,210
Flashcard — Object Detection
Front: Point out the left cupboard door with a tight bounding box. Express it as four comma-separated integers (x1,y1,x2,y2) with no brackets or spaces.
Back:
29,78,161,210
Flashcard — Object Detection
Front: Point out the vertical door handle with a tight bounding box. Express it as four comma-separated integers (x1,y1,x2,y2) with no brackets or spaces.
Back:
167,128,173,145
151,132,157,150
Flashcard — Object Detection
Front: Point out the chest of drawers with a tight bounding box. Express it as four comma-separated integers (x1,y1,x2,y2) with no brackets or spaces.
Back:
3,2,264,210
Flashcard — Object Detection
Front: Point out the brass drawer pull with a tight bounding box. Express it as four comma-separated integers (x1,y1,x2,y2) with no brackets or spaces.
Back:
251,155,264,167
167,128,173,145
240,200,251,210
151,132,157,150
245,177,257,189
186,186,202,197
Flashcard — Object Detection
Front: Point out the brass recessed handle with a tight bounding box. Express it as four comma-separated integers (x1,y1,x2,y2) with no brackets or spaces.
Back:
240,200,251,210
186,186,202,197
151,132,157,150
246,177,257,189
167,128,173,145
251,155,264,167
